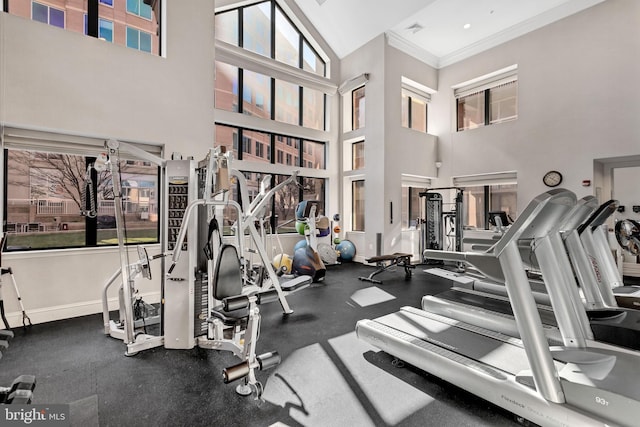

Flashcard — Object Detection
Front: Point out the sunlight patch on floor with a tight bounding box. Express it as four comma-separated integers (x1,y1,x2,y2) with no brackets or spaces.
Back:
329,331,435,425
262,343,375,426
350,286,395,307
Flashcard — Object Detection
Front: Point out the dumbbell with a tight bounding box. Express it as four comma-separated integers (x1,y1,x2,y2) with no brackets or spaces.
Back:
0,375,36,404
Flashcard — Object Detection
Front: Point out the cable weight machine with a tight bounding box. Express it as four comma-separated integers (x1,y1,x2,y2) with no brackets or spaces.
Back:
98,144,305,397
419,187,463,265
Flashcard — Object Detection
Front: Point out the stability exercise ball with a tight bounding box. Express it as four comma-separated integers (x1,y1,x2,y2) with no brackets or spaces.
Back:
336,240,356,262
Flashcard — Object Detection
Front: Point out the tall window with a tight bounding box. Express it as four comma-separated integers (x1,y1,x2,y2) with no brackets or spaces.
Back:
303,140,325,169
352,141,364,170
402,89,428,133
352,180,365,231
215,1,326,77
352,86,365,130
243,1,271,57
274,6,298,67
461,184,517,228
6,0,162,55
455,67,518,131
243,69,271,119
214,1,329,233
214,2,328,130
213,126,326,190
302,87,326,131
3,131,161,251
275,80,300,126
401,187,422,229
215,62,239,112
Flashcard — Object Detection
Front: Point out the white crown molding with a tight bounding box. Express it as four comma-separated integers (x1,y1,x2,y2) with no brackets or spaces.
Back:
385,31,440,69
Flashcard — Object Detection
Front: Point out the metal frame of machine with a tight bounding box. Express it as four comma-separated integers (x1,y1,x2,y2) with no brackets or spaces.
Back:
100,144,305,396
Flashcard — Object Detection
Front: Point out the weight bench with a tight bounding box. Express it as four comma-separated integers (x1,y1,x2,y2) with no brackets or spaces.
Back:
359,253,415,284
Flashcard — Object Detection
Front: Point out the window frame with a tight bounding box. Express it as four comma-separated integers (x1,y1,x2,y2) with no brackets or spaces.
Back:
402,89,429,133
458,183,517,229
351,179,365,232
352,85,365,130
213,1,330,234
2,129,163,252
454,66,518,132
351,140,364,170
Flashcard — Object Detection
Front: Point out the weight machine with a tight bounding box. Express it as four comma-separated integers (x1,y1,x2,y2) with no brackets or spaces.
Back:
101,143,306,396
419,187,463,264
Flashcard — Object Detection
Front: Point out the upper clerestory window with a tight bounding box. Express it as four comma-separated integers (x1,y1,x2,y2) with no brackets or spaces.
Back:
454,65,518,132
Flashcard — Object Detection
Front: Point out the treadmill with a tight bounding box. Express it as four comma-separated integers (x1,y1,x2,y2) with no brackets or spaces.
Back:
422,197,640,351
356,189,640,427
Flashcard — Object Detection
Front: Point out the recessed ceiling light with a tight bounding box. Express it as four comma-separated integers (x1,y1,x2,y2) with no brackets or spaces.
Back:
463,23,471,30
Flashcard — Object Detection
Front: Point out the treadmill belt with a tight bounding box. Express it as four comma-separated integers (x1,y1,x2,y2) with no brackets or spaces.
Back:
374,307,532,376
436,289,559,326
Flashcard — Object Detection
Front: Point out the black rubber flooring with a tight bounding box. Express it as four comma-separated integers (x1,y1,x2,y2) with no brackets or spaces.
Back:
0,263,521,426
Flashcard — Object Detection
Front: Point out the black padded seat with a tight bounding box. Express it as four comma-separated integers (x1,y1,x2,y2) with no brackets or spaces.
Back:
210,243,247,327
210,306,249,328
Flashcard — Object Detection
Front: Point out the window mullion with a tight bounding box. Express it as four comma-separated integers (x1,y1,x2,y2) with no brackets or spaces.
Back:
270,77,275,120
298,86,304,128
323,93,327,131
483,185,490,229
238,6,244,47
238,68,244,114
270,0,276,60
484,88,491,126
298,32,304,69
2,149,7,232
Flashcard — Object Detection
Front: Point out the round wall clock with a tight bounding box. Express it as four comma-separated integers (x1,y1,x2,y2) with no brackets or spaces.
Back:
543,170,563,187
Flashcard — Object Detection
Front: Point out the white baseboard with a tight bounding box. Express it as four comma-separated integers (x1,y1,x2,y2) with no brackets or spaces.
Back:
3,291,161,328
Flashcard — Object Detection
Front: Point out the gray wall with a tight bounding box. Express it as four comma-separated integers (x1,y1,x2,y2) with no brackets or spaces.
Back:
340,35,439,259
431,0,640,213
0,1,216,325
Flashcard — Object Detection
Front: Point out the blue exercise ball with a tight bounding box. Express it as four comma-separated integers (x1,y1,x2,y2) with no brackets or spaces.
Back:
336,240,356,262
293,239,308,252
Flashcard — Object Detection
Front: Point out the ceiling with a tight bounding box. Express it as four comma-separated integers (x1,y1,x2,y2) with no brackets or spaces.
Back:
294,0,605,68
